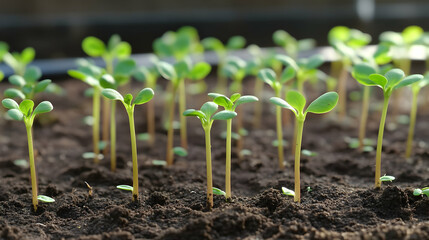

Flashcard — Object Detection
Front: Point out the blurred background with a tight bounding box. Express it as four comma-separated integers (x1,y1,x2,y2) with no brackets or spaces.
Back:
1,0,429,59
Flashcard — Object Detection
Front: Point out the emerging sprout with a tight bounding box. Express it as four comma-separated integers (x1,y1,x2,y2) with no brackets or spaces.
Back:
212,187,226,198
356,68,423,188
37,195,55,203
117,185,133,191
208,93,258,199
4,67,52,100
413,187,429,197
282,187,295,197
183,102,236,209
270,91,338,202
2,98,53,211
102,88,154,201
379,175,395,182
85,181,93,197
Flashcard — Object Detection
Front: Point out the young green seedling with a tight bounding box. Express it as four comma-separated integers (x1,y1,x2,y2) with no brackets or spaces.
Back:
82,35,132,156
202,35,246,92
102,87,154,201
413,187,429,197
270,91,338,202
328,26,371,119
273,30,316,60
0,42,35,76
405,73,429,158
246,45,265,128
68,60,104,163
356,68,422,188
4,66,52,100
2,98,54,211
208,93,258,199
157,60,211,165
258,66,296,169
183,102,236,209
379,174,395,183
282,187,295,197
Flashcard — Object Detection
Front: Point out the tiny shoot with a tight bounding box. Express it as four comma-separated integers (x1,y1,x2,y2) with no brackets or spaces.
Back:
413,187,429,197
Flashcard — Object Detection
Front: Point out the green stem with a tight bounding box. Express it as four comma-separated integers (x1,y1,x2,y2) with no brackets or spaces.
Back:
294,118,304,203
225,119,232,199
375,95,390,188
204,126,213,210
93,87,101,163
102,98,110,155
252,77,263,128
358,86,370,151
110,100,117,172
147,78,156,146
25,121,38,211
179,79,188,149
166,85,177,166
405,91,419,158
275,89,284,170
337,61,349,119
127,107,139,201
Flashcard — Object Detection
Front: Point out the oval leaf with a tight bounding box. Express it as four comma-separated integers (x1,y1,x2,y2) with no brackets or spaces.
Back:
33,101,53,115
226,36,246,50
183,109,206,120
112,42,132,59
99,74,116,89
117,185,133,191
82,36,106,57
282,187,295,196
212,187,226,196
157,61,177,81
7,109,24,121
114,59,136,76
368,74,388,88
258,68,276,86
213,96,233,109
37,195,55,203
188,62,211,80
19,99,34,117
24,66,42,83
212,110,237,120
2,98,19,110
305,92,339,114
34,79,52,93
4,88,25,99
269,97,297,115
384,68,405,89
280,66,296,83
134,88,154,105
9,75,26,87
234,96,258,109
102,89,124,101
352,63,377,86
394,74,423,90
200,102,218,118
21,47,35,64
286,91,306,114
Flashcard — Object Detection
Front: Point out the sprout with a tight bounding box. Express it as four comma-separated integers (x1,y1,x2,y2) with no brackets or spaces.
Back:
117,185,133,191
405,73,429,158
379,175,395,182
356,68,423,188
85,181,93,198
208,93,258,199
183,102,236,209
413,187,429,197
271,91,338,202
212,187,226,198
157,60,211,166
273,30,316,60
0,42,35,76
4,67,52,100
2,98,53,211
37,195,55,203
282,187,295,197
102,88,154,201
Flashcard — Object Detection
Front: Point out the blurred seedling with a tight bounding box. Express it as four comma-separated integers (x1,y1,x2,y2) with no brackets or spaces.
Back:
413,187,429,197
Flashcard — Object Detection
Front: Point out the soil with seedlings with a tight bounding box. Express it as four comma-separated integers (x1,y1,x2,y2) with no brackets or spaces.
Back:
0,75,428,240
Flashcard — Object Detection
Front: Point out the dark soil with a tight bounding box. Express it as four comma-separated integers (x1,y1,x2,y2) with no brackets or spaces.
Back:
1,76,428,240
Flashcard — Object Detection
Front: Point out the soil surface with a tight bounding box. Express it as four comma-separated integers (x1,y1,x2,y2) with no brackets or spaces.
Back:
0,75,428,240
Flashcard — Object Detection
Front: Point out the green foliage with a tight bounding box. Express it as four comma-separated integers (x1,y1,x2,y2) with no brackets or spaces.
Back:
157,60,211,87
208,92,258,112
282,187,295,197
380,26,423,47
379,175,395,182
363,69,423,96
173,147,188,157
2,98,53,124
4,66,52,100
202,35,246,55
212,187,226,197
183,102,236,129
2,45,36,75
37,195,55,203
117,185,133,191
328,26,371,62
413,187,429,197
102,88,154,111
82,34,131,61
273,30,316,59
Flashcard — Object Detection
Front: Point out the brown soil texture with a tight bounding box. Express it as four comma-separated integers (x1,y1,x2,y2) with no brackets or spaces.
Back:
0,77,428,240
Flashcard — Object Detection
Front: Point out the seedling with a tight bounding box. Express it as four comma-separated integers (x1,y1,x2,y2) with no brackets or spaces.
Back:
85,181,93,197
355,68,422,188
405,73,429,158
2,98,53,211
413,187,429,197
202,35,246,92
157,60,211,165
212,187,227,198
282,187,295,197
328,26,371,119
82,35,132,157
102,87,154,201
68,60,104,163
0,42,35,76
4,67,52,100
183,102,236,209
208,93,258,199
117,185,133,191
258,66,295,169
273,30,316,60
379,175,395,182
270,91,338,202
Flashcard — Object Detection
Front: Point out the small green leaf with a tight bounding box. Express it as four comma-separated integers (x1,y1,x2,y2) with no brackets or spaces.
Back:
137,133,150,141
226,36,246,49
380,175,395,182
269,97,297,115
305,54,324,69
124,94,133,106
276,54,299,70
413,188,423,196
230,93,241,103
173,147,188,157
157,62,177,81
213,96,233,109
21,47,35,64
368,74,388,88
7,109,23,121
201,37,225,52
19,99,34,117
133,88,154,105
82,36,106,57
286,91,306,114
208,93,224,99
352,63,377,86
117,185,133,191
67,70,87,80
280,66,296,83
200,102,218,119
152,160,167,166
212,187,226,197
4,88,25,99
114,59,136,76
112,42,132,59
234,96,258,109
37,195,55,203
394,74,423,90
99,74,116,89
2,98,19,110
33,101,53,115
13,159,29,168
281,187,295,197
102,89,124,101
174,60,191,79
328,26,350,44
402,25,423,45
258,69,276,86
82,152,104,160
305,92,339,114
183,109,206,120
212,110,237,120
384,69,405,89
34,79,52,93
273,30,290,47
9,75,26,87
188,62,211,80
302,149,318,157
24,67,42,83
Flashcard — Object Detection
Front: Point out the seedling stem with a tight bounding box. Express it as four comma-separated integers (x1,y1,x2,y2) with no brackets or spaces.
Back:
375,95,389,188
93,87,101,163
359,86,370,151
294,117,304,202
25,121,38,211
204,126,214,208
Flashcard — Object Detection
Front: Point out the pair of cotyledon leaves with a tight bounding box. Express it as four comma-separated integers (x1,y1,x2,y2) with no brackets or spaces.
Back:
82,35,131,60
352,65,424,95
5,66,51,99
270,91,339,118
201,36,246,54
183,102,237,127
2,98,53,121
101,88,154,108
157,60,211,85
